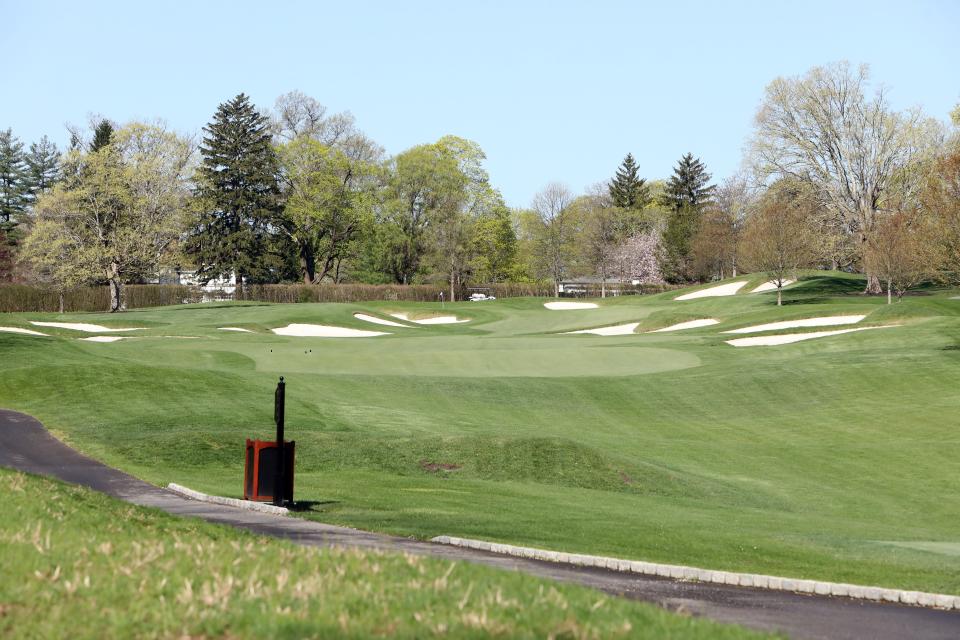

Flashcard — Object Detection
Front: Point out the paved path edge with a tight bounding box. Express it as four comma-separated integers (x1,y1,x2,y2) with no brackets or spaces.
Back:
167,483,290,516
431,535,960,611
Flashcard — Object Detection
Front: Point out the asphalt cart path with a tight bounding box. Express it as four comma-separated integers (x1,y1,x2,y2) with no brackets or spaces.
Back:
1,409,957,640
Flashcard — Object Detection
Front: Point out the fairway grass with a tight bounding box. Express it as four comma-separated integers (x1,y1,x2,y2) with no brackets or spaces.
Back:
0,470,768,639
2,271,960,596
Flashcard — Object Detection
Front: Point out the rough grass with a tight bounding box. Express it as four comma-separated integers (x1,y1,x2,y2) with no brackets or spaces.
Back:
2,271,960,595
0,470,769,639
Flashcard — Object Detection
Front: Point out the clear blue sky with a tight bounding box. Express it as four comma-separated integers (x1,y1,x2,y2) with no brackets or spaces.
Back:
4,0,959,207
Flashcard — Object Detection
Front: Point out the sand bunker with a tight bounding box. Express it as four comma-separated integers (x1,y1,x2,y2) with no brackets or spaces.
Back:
750,279,795,293
726,326,886,347
271,324,388,337
218,327,254,333
355,313,414,328
0,326,49,336
674,281,747,300
566,322,639,336
30,321,140,333
543,301,599,310
80,336,128,343
649,319,720,333
724,315,866,334
389,313,469,325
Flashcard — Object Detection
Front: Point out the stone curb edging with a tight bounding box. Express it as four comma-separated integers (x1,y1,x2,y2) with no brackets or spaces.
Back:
167,483,289,516
430,535,960,611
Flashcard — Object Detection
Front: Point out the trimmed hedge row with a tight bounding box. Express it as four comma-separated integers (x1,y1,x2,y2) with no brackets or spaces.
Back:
1,280,678,313
0,285,202,313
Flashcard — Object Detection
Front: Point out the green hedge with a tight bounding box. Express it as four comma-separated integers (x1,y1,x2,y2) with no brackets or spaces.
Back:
0,285,201,313
1,280,676,313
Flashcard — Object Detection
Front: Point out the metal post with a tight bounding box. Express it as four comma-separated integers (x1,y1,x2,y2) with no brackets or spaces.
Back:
273,376,285,506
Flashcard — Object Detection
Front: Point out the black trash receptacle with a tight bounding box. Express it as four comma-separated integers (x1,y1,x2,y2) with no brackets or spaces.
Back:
244,439,295,503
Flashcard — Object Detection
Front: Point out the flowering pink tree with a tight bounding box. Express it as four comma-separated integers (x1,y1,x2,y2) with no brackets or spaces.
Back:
610,231,664,285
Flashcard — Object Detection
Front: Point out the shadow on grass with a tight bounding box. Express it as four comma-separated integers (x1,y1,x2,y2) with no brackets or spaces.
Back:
288,500,339,512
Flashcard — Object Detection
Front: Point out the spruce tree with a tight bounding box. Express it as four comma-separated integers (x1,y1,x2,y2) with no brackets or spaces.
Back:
608,153,650,210
189,93,281,287
89,120,114,152
660,154,716,282
25,136,61,201
662,153,715,212
0,129,29,227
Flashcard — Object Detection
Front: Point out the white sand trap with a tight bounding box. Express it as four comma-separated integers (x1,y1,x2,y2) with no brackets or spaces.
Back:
726,326,887,347
566,322,639,336
354,313,413,328
271,324,388,337
750,279,795,293
674,281,747,300
649,319,720,333
724,315,866,334
80,336,128,343
30,321,141,333
389,313,469,325
218,327,254,333
543,301,599,310
0,326,49,336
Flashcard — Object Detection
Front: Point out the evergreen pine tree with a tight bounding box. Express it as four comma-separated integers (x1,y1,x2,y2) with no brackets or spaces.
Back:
0,129,29,228
89,120,114,152
189,93,281,287
608,153,650,210
25,136,61,201
660,154,716,282
662,152,715,212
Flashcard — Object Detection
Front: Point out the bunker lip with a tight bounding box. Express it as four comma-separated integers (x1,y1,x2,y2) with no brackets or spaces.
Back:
544,301,599,310
0,326,49,336
79,336,128,343
724,315,866,334
725,326,889,347
30,321,142,333
389,312,469,325
566,322,639,336
649,319,719,333
751,279,795,293
218,327,254,333
271,323,389,337
355,313,416,328
674,281,747,300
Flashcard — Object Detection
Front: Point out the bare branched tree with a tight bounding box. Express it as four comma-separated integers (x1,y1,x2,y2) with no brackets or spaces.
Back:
750,62,942,293
531,182,574,297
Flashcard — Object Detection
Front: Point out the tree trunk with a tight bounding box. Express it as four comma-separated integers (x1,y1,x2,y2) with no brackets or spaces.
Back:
58,292,64,314
107,262,124,312
601,278,606,298
887,279,892,305
449,272,456,303
777,286,782,306
300,244,316,285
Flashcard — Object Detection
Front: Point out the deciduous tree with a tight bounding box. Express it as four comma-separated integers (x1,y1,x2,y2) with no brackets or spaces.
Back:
750,61,942,293
23,123,193,311
865,209,939,303
277,137,375,284
530,182,575,296
740,181,819,306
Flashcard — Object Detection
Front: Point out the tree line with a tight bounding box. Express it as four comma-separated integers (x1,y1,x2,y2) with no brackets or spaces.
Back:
1,62,959,311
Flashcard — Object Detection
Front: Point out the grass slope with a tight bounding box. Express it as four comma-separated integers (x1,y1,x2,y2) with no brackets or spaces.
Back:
2,271,959,594
0,470,767,639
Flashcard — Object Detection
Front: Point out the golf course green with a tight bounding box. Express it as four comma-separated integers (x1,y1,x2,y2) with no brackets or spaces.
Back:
2,271,959,594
